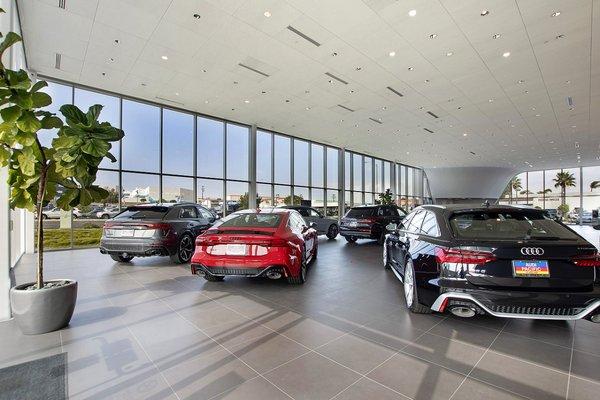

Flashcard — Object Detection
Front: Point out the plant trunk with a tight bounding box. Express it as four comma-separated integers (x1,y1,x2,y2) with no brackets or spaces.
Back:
36,165,48,289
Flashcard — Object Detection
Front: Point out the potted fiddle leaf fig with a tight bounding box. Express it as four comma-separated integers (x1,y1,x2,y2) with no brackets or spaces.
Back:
0,20,124,334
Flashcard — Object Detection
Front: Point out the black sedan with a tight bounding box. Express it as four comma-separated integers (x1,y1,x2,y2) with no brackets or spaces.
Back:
383,204,600,322
100,203,217,263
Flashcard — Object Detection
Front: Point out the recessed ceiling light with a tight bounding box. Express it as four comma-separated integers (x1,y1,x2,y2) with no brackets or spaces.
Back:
535,114,541,117
488,98,494,103
389,51,396,57
204,100,209,104
481,10,490,16
331,52,338,57
244,99,250,103
305,106,311,110
463,133,468,137
355,66,362,71
556,34,565,39
492,33,502,39
101,72,106,76
285,99,290,103
408,9,417,17
161,55,168,60
551,11,561,17
406,151,410,155
382,106,387,110
429,33,437,39
531,107,536,110
424,79,430,83
261,90,267,94
571,125,576,128
446,51,453,57
565,80,571,84
113,39,119,45
193,13,201,19
524,90,529,94
108,57,115,63
263,11,271,17
550,140,554,144
141,83,147,87
175,92,179,96
502,51,511,58
517,79,525,84
407,66,414,71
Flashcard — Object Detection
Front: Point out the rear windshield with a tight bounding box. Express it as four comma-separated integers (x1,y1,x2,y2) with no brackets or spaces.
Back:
114,206,168,220
346,208,376,218
218,213,282,228
449,210,580,241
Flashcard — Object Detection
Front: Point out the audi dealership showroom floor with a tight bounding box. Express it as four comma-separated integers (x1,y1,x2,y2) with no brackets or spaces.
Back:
2,229,600,400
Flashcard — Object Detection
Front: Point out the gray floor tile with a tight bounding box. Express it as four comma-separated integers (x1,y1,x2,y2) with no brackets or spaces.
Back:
570,350,600,382
503,318,574,348
202,318,273,349
229,332,309,373
162,348,258,400
451,378,529,400
334,378,408,400
266,315,347,349
317,333,395,374
402,332,486,374
490,331,572,372
567,377,600,400
367,352,466,400
211,377,290,400
471,351,568,400
429,317,501,348
353,317,425,351
264,352,360,400
573,328,600,357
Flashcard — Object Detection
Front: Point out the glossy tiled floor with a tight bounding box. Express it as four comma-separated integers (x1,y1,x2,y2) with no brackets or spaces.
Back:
2,236,600,400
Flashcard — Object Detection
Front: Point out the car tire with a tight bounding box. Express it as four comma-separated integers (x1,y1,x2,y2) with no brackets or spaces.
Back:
377,231,385,245
287,248,307,284
310,243,318,263
383,240,391,270
110,254,134,263
326,224,339,239
102,214,109,219
170,233,195,264
344,236,357,243
204,274,224,282
403,259,430,314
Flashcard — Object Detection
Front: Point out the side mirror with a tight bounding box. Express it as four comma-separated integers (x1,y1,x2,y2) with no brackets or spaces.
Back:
593,224,600,231
386,223,397,232
309,222,317,229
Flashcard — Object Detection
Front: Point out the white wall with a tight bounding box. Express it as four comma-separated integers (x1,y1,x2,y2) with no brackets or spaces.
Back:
1,0,29,321
424,166,517,202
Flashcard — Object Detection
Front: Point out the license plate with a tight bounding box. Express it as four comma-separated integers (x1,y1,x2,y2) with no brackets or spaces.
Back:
117,229,134,237
512,260,550,278
226,244,246,256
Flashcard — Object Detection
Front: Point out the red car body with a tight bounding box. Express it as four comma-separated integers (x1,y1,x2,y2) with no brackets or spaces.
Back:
190,209,318,284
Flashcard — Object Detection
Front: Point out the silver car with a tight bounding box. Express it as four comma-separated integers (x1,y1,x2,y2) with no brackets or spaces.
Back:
279,205,339,239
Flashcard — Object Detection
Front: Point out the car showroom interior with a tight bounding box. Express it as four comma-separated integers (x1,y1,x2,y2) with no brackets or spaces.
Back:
1,1,600,399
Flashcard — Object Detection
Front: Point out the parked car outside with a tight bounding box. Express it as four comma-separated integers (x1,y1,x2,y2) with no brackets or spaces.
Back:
340,204,407,244
383,204,600,323
79,206,104,219
100,203,217,263
191,208,318,284
279,205,339,239
578,211,593,224
42,207,81,219
97,206,120,219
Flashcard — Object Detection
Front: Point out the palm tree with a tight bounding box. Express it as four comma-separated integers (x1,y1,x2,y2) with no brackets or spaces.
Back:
553,171,576,205
511,177,522,200
591,181,600,192
537,188,552,195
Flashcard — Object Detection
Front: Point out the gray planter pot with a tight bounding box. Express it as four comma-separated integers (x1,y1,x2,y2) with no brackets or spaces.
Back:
10,280,78,335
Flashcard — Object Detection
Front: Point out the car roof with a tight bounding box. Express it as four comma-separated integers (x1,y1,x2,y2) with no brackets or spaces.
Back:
233,208,292,214
420,204,545,213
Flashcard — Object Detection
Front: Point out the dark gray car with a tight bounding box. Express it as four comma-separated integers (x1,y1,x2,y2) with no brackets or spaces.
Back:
100,203,217,264
279,205,339,239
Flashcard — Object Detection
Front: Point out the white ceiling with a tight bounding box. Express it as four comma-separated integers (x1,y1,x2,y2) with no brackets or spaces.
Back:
17,0,600,170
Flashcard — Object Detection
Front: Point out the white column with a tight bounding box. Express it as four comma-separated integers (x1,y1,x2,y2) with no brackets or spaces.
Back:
0,166,10,320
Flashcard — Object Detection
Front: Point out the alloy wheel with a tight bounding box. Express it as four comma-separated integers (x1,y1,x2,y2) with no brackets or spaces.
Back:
404,261,414,308
179,235,194,262
382,243,388,267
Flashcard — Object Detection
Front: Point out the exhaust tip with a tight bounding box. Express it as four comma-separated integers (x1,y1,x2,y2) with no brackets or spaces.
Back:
450,306,476,318
591,314,600,323
266,270,282,280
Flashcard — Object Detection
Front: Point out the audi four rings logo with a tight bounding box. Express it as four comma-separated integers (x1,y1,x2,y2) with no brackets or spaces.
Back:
520,247,544,256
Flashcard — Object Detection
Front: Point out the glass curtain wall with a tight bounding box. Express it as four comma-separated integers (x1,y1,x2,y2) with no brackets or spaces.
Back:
502,166,600,225
34,78,423,249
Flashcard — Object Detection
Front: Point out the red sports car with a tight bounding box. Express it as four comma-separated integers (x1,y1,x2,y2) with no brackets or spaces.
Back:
191,209,318,284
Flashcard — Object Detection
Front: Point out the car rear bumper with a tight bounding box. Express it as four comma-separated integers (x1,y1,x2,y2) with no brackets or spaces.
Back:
99,238,174,257
430,289,600,321
339,227,375,239
191,248,299,278
191,263,287,278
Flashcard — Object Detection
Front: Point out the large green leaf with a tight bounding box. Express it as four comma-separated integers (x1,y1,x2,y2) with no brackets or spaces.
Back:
16,148,36,176
5,69,31,90
40,115,62,129
56,188,79,210
11,91,33,108
86,104,103,123
0,32,22,68
14,129,36,146
59,104,87,126
31,92,52,108
81,138,110,157
0,105,21,123
78,188,93,206
88,185,109,201
30,81,48,93
0,146,9,166
9,186,35,211
16,110,42,132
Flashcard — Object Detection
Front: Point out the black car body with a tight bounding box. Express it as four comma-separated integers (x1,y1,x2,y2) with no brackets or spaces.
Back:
383,204,600,322
340,205,407,244
279,205,339,239
100,203,217,263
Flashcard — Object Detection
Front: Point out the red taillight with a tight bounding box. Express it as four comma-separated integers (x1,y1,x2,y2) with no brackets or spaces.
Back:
572,254,600,267
435,247,496,265
146,223,171,237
